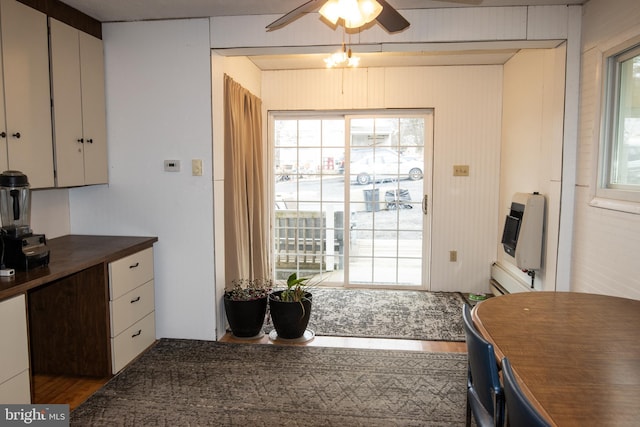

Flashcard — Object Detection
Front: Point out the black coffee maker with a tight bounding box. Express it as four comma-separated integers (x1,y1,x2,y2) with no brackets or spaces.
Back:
0,171,49,270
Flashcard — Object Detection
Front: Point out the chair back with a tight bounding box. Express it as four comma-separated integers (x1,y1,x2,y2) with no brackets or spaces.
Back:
502,357,551,427
462,303,504,426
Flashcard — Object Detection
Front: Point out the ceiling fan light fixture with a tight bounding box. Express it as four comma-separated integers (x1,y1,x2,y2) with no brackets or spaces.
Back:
358,0,383,23
319,0,383,29
324,42,360,68
319,0,341,25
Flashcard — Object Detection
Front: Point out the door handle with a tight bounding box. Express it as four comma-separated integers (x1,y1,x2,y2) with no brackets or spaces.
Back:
423,195,428,215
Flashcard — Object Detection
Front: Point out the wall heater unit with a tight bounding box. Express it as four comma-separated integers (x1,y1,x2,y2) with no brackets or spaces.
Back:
501,192,545,270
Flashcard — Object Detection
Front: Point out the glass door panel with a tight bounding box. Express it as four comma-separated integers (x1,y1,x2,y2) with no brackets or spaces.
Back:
346,115,430,289
272,112,432,289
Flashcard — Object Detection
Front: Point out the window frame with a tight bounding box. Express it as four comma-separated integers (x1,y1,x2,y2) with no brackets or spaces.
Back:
592,36,640,212
268,110,433,289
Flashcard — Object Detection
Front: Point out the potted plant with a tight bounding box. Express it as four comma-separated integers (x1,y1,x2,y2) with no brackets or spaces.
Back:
269,273,314,339
223,278,272,338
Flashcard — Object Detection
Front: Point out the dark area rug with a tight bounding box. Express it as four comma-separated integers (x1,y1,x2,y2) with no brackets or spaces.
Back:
72,339,468,426
265,289,466,342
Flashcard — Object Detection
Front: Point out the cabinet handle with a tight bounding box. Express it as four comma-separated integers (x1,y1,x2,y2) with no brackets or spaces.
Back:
131,329,142,338
0,132,5,138
130,296,141,303
77,138,84,143
12,132,20,139
87,138,93,144
129,262,140,269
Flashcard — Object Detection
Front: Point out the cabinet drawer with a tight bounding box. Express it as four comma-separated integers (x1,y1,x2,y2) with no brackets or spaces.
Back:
110,280,155,337
0,295,29,384
0,370,31,404
111,312,156,373
109,247,154,300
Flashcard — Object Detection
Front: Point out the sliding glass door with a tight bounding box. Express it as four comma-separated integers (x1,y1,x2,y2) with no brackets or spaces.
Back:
271,111,432,289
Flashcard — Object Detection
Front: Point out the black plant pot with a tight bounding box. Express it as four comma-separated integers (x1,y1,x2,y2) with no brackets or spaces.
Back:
269,290,312,339
223,295,268,338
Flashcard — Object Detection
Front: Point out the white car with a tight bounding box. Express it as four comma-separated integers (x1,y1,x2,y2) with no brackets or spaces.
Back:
350,151,423,185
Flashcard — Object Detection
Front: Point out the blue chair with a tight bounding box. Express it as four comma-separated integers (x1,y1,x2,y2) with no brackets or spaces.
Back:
502,357,552,427
462,303,504,427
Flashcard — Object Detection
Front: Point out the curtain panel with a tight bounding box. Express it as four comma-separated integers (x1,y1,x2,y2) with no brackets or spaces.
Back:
223,75,269,288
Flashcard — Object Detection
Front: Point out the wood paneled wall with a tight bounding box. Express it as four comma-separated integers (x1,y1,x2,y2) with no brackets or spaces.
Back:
572,0,640,300
261,65,503,293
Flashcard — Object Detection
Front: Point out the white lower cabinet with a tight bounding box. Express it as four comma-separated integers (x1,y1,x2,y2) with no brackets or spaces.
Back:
111,312,156,374
109,247,156,374
0,294,30,403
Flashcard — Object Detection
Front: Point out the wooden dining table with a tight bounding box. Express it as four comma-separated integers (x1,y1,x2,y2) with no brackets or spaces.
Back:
471,291,640,427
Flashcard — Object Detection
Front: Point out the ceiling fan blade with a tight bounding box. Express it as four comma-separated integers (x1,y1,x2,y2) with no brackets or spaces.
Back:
266,0,324,31
375,0,410,33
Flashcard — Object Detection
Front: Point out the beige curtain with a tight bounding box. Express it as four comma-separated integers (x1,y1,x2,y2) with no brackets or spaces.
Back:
223,75,269,288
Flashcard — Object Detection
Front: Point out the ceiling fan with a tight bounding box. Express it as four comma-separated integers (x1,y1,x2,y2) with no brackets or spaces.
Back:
266,0,484,33
266,0,409,33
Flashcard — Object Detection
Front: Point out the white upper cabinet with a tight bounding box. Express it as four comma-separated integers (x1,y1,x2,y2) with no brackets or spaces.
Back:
50,18,108,187
0,0,54,188
79,31,108,185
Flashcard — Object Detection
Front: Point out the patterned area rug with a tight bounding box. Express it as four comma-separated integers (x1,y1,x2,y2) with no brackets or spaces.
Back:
265,289,466,342
71,339,467,426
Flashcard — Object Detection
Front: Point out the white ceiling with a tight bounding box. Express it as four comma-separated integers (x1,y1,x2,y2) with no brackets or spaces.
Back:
57,0,586,70
58,0,586,24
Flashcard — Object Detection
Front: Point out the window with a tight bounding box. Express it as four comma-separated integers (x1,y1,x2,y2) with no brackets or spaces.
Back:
595,40,640,209
271,112,432,289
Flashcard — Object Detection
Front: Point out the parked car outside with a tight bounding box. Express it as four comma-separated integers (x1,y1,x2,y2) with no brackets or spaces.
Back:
349,149,423,185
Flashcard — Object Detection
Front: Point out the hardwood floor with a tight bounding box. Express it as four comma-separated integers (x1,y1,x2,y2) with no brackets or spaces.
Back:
33,374,110,410
34,334,466,410
220,333,467,352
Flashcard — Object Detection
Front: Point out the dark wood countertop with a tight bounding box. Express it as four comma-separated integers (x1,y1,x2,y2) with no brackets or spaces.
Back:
0,234,158,301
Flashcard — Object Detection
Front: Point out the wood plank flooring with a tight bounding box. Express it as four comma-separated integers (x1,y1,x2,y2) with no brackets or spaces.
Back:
34,334,466,410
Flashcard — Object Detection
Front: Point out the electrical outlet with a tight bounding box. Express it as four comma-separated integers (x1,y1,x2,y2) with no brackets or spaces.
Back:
453,165,469,176
449,251,457,262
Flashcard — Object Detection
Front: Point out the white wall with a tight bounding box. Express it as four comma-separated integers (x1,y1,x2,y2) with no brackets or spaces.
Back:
261,65,503,294
572,0,640,299
498,46,566,291
69,18,216,339
31,189,70,239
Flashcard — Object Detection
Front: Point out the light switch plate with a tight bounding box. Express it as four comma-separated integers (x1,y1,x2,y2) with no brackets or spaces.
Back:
192,159,203,176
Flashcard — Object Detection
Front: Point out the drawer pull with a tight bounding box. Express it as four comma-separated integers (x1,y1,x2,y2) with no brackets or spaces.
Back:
130,296,141,303
131,329,142,338
129,262,140,269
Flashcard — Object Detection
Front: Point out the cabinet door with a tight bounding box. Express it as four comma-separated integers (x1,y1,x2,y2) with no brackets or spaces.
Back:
50,18,85,187
0,294,30,403
0,0,54,188
79,31,108,185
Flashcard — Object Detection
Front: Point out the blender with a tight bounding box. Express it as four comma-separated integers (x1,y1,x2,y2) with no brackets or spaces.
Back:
0,170,50,270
